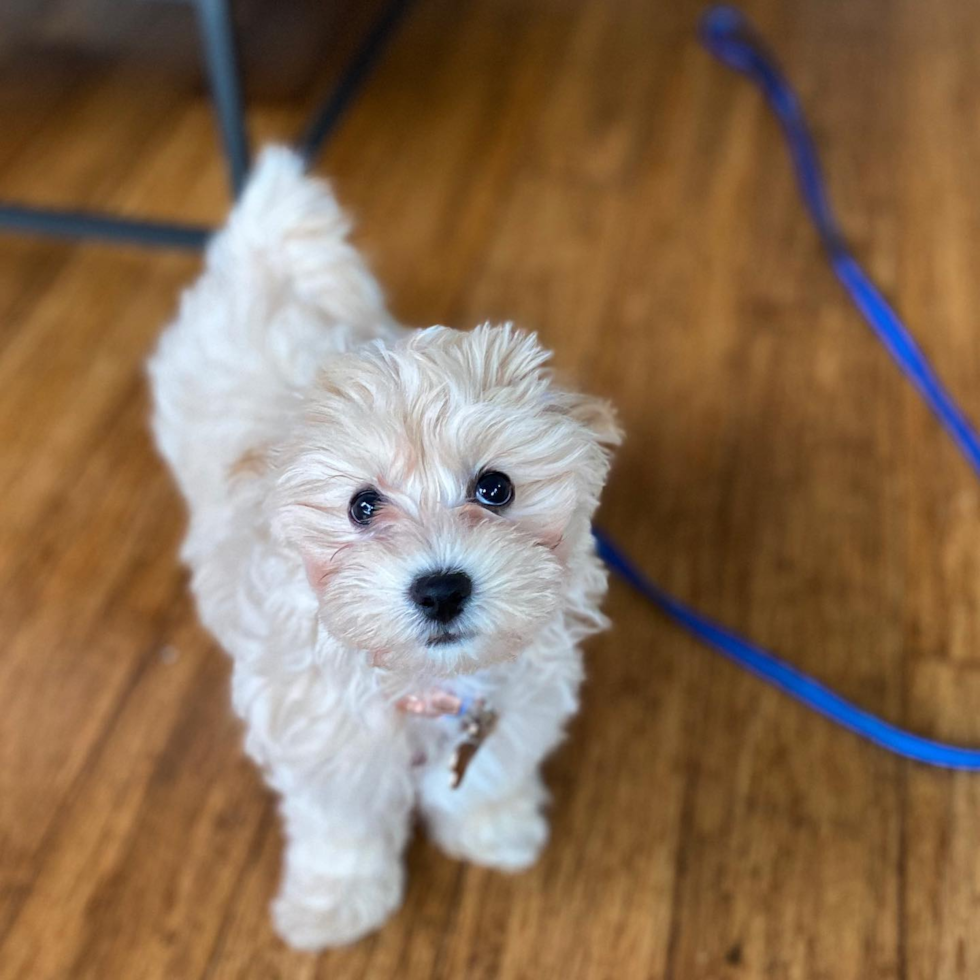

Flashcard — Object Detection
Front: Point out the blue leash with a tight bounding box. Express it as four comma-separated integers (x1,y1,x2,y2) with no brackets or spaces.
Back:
596,5,980,770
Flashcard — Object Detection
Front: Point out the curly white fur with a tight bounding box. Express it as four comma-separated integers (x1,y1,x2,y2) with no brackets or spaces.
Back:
148,147,620,950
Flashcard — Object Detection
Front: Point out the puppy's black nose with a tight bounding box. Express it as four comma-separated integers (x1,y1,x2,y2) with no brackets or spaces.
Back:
410,570,472,624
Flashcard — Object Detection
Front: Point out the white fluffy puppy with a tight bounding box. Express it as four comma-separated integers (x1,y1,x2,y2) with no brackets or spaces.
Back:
148,148,620,950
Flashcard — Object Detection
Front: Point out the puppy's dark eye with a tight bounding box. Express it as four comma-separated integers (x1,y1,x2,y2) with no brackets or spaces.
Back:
349,488,383,526
474,471,514,509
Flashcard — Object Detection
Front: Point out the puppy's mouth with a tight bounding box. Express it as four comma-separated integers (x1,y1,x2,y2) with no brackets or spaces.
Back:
425,631,475,648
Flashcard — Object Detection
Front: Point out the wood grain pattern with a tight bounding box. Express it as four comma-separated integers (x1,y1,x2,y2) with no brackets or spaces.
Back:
1,0,979,976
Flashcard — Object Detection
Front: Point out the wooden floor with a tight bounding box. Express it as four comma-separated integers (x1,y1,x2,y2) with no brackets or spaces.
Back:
3,0,980,976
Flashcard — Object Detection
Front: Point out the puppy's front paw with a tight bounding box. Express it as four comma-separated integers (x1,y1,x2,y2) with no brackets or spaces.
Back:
430,790,549,873
272,865,403,951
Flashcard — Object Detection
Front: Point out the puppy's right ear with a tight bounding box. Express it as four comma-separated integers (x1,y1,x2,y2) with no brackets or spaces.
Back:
558,390,623,450
473,322,623,451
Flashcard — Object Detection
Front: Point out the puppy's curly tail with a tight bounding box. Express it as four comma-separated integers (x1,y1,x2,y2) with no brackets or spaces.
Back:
210,146,391,327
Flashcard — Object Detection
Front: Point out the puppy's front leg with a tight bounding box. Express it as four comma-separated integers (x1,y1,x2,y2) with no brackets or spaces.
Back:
419,680,577,873
271,762,414,950
422,768,550,873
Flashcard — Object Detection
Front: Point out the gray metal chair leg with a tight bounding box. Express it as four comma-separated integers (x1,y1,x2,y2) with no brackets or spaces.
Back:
0,0,416,248
195,0,251,196
296,0,413,170
0,204,209,249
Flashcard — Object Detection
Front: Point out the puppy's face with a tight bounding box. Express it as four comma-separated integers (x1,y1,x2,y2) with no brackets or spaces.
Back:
274,324,619,677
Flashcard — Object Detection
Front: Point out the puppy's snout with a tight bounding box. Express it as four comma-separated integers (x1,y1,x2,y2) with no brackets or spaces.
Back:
410,570,472,624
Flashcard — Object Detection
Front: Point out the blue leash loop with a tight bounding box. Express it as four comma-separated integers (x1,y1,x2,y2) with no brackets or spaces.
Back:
596,5,980,770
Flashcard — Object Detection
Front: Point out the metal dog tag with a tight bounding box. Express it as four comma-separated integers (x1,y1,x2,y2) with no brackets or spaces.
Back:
449,700,498,789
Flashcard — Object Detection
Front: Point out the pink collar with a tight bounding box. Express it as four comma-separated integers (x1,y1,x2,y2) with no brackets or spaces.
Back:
396,689,469,718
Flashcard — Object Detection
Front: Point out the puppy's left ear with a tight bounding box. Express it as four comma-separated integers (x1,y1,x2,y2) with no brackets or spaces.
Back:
553,390,623,450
